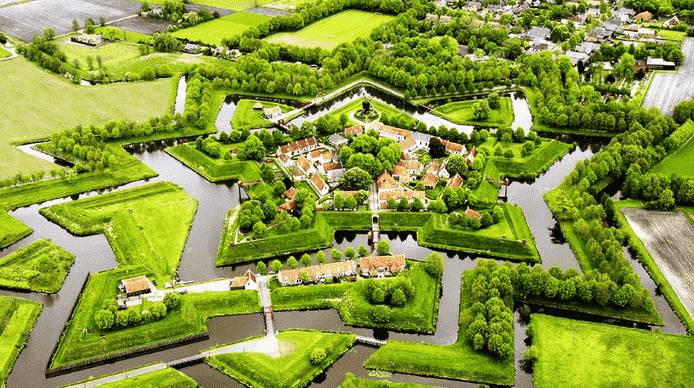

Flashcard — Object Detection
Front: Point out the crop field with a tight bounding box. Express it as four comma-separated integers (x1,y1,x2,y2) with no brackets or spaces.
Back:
0,58,169,180
650,135,694,177
0,238,74,293
432,97,514,127
532,314,694,388
263,10,395,50
0,296,42,388
130,0,258,11
643,37,694,115
621,208,694,322
173,12,271,46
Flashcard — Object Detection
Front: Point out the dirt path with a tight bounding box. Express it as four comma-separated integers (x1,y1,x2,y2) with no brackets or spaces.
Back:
642,37,694,115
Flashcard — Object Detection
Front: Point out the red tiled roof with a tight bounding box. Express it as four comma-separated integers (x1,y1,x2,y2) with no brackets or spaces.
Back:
284,187,299,199
448,174,464,190
230,270,256,288
279,154,289,164
378,124,412,138
377,171,397,190
392,165,409,177
360,255,406,276
298,139,308,149
446,141,464,153
277,200,295,211
310,149,322,159
297,156,311,173
421,172,439,187
311,173,326,192
398,136,416,151
306,137,316,146
636,11,652,20
465,207,482,219
379,190,425,202
344,126,362,137
322,162,342,172
123,276,150,294
322,151,334,161
427,161,440,174
278,260,356,283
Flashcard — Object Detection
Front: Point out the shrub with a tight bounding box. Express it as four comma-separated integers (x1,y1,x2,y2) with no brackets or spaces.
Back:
372,305,392,323
391,288,406,307
163,292,180,310
150,302,167,319
376,240,390,255
310,348,326,365
94,309,114,330
424,252,444,277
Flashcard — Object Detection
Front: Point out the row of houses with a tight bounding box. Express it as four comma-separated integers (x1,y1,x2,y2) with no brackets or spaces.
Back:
377,125,465,156
424,13,452,23
277,255,406,286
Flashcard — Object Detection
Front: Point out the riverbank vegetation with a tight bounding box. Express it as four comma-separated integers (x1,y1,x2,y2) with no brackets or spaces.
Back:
39,182,197,283
530,314,694,388
0,238,74,293
166,142,262,182
0,296,42,388
271,261,440,333
206,330,355,388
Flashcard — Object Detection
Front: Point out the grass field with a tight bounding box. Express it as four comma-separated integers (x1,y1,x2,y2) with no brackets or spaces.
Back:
490,140,573,178
39,182,197,283
340,374,440,388
165,143,262,182
60,40,140,71
93,26,154,44
0,46,11,58
654,28,686,43
271,261,440,333
0,57,169,180
206,330,355,388
0,213,32,249
0,238,74,293
263,10,395,50
432,97,514,127
363,270,515,386
0,296,42,388
531,314,694,388
650,135,694,177
173,12,271,46
49,264,261,367
232,99,292,130
59,366,196,388
131,0,259,11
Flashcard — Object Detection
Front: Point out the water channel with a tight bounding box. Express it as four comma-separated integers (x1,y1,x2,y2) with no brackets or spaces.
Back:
1,91,686,387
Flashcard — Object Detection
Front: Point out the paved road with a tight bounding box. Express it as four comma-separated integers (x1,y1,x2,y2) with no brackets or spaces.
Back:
642,37,694,116
64,363,166,388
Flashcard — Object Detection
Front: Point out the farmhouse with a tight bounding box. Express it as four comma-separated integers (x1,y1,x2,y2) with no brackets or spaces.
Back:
229,270,257,290
311,173,329,196
448,174,464,190
359,255,406,277
378,124,412,142
646,57,676,70
120,276,151,297
441,139,465,155
421,172,439,189
72,34,103,46
263,106,283,120
638,28,655,38
277,260,357,286
328,133,349,148
320,162,343,174
664,16,680,27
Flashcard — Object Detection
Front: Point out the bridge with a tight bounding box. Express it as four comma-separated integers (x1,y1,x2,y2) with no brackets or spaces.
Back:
355,335,387,346
166,353,207,368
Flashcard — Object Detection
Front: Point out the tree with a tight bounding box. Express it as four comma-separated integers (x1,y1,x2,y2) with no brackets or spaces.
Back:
238,135,266,161
151,302,167,319
300,270,311,283
428,198,447,213
260,162,274,184
425,252,444,277
311,251,324,265
287,256,299,269
153,31,181,52
376,240,390,255
473,100,491,120
100,16,106,27
333,192,344,209
94,309,114,330
301,253,312,267
293,188,314,210
163,292,180,310
397,196,410,211
84,19,95,34
429,137,446,157
481,212,493,228
446,154,467,176
391,288,406,307
331,248,342,261
345,194,357,210
387,197,398,209
271,259,283,273
274,181,287,197
344,247,356,259
310,348,326,365
262,199,277,221
72,19,80,32
372,305,392,323
470,216,481,229
488,92,500,109
253,221,267,238
355,191,368,206
256,261,267,274
358,244,369,257
339,167,372,190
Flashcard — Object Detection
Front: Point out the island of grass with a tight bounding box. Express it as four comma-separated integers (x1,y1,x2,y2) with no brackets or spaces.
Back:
173,12,272,46
0,238,74,293
49,265,261,369
232,100,293,131
0,296,42,388
166,142,262,183
478,136,573,179
431,97,514,127
57,365,197,388
263,10,395,50
530,314,694,387
271,260,441,333
39,181,197,283
363,269,515,386
340,373,442,388
0,213,32,249
650,134,694,177
205,330,355,388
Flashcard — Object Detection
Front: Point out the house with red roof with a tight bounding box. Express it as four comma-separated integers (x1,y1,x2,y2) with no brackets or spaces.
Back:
421,172,439,189
277,260,357,286
448,174,464,190
229,270,257,290
377,171,399,192
296,155,316,178
359,255,406,277
311,173,329,196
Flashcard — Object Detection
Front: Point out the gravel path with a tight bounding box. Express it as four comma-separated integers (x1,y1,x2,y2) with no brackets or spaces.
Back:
64,363,166,388
642,37,694,116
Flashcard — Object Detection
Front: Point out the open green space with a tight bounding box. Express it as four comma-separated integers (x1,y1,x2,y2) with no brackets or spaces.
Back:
59,366,197,388
271,261,440,333
173,12,272,46
206,330,355,388
340,374,441,388
0,296,42,388
264,10,395,50
531,314,694,388
0,46,11,58
0,57,169,180
60,39,140,70
0,213,32,249
39,181,197,283
432,97,514,127
0,238,74,293
650,135,694,177
49,265,261,368
488,139,573,178
654,28,686,43
93,26,154,45
131,0,259,11
232,99,292,131
363,270,514,386
166,143,262,182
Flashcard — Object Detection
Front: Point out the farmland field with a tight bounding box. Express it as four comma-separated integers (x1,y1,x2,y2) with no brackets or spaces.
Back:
532,314,694,388
173,12,271,46
59,40,141,70
263,10,395,50
650,134,694,177
130,0,257,11
642,37,694,115
621,208,694,322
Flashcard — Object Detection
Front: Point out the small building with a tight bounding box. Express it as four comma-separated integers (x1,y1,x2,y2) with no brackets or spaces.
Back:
327,168,346,184
448,174,464,190
297,155,316,176
309,149,323,162
565,51,590,66
121,276,151,297
284,187,299,200
150,7,164,16
72,34,102,46
359,255,406,278
344,125,363,138
321,151,335,163
442,139,465,155
378,124,412,142
638,28,655,38
439,15,452,24
320,162,342,174
465,207,482,220
328,133,349,149
412,131,433,149
634,59,646,70
391,165,409,181
277,137,317,157
263,106,282,120
277,260,357,286
524,26,551,40
664,16,680,27
311,173,329,196
278,153,293,168
635,11,652,21
398,136,416,153
253,102,264,110
421,172,439,189
624,30,639,40
230,270,257,290
183,43,199,53
646,57,676,70
277,200,295,212
377,171,398,192
399,159,423,174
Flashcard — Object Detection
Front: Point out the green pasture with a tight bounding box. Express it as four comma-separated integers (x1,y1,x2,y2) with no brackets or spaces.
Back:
60,40,140,70
39,182,197,282
59,366,197,388
0,296,42,388
93,26,154,44
131,0,258,11
0,238,74,293
206,330,355,388
490,139,573,178
271,261,440,333
339,374,440,388
0,46,10,58
432,97,514,127
232,99,292,130
166,143,262,182
0,213,32,249
654,28,686,43
0,58,169,180
264,10,395,50
532,314,694,388
650,135,694,177
173,13,271,46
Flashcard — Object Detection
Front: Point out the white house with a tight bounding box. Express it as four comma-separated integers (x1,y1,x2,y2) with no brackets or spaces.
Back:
278,260,356,286
328,133,349,148
263,106,282,120
311,173,329,197
229,270,257,290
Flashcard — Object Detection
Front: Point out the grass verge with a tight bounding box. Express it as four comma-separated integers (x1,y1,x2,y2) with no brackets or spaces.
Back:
56,365,196,388
166,143,262,182
0,238,74,293
0,296,42,388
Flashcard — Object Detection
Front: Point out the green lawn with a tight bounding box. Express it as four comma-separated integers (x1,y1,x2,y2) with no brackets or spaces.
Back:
0,296,42,388
0,213,32,249
340,374,441,388
650,135,694,177
0,57,169,180
432,97,514,127
271,261,441,333
166,143,262,183
60,40,140,70
490,139,573,178
93,26,154,44
39,181,197,283
131,0,259,11
59,366,197,388
531,314,694,388
363,270,514,386
232,99,292,131
0,47,11,58
654,28,686,43
264,10,395,50
0,238,74,293
205,330,355,388
49,264,261,367
173,13,272,46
